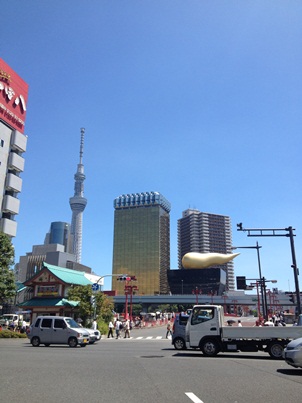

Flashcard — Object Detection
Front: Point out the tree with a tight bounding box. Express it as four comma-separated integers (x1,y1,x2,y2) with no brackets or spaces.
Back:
0,232,16,305
67,285,113,326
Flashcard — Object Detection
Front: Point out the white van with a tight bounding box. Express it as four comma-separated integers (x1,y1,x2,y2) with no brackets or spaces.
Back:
27,316,90,347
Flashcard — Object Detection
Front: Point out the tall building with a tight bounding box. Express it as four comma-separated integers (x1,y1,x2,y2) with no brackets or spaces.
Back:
112,191,171,295
0,58,29,237
15,221,92,283
177,209,235,290
69,128,87,263
44,221,73,254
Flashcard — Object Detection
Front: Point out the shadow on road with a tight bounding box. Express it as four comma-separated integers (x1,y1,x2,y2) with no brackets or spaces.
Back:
171,351,276,361
277,368,302,376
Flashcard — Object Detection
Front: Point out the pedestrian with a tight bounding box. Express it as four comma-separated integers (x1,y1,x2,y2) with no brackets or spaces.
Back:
238,320,242,327
115,318,122,339
21,320,27,333
124,319,130,338
107,320,114,338
166,320,172,338
9,321,15,332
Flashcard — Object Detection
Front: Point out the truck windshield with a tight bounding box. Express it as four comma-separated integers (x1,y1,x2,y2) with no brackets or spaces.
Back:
191,307,214,325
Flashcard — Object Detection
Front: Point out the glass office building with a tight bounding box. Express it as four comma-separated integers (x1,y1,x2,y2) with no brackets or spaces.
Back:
112,191,171,295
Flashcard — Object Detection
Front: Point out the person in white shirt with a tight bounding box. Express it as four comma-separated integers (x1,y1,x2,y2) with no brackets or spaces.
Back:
124,319,130,338
115,319,122,339
107,321,114,338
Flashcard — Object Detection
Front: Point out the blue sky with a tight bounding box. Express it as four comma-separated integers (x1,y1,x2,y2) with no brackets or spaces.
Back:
2,1,302,292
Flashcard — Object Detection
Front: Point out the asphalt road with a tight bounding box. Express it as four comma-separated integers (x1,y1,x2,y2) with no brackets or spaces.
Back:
1,326,302,403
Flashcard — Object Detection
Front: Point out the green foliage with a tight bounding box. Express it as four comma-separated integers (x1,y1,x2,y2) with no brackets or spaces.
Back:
131,304,143,317
97,320,108,335
67,285,114,326
0,330,27,338
0,232,16,305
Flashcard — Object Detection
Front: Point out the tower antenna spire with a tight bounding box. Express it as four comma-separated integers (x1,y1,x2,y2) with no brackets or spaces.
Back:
69,128,87,263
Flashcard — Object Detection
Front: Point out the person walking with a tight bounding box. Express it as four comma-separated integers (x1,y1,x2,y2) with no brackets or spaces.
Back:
166,320,172,338
107,320,114,338
115,318,122,339
124,319,130,338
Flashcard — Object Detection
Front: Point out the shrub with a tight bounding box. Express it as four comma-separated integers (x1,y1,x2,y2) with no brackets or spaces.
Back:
0,330,27,339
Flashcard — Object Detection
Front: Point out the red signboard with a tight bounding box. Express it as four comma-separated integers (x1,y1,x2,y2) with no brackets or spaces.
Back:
0,58,29,133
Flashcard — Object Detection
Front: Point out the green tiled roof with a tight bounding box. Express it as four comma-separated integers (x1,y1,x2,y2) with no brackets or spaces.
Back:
43,262,93,286
18,298,80,307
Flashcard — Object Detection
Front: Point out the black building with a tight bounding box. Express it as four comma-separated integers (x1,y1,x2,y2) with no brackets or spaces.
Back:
167,268,226,296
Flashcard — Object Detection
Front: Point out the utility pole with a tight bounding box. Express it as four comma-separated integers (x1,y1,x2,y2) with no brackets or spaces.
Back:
237,224,301,316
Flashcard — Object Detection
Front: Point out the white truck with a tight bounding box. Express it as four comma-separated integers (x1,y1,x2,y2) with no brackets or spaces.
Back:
185,305,302,359
0,313,30,328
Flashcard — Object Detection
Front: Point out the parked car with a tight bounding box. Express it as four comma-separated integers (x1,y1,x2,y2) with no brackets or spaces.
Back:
27,316,90,347
172,313,189,350
85,328,98,344
283,337,302,368
94,330,101,341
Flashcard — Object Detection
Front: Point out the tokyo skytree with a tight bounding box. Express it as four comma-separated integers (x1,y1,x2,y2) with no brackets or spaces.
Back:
69,128,87,262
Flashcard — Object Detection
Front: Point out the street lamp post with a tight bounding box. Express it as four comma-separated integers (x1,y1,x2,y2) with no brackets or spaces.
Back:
181,280,183,295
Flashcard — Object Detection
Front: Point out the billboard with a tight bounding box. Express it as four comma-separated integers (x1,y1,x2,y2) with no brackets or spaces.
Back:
0,58,29,133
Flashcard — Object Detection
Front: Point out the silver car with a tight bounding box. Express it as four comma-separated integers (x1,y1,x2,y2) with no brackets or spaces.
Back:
172,313,189,350
283,337,302,368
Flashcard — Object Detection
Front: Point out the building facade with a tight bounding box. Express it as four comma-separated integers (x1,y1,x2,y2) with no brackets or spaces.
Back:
112,191,171,295
167,267,226,296
0,58,29,237
177,209,235,290
44,221,73,254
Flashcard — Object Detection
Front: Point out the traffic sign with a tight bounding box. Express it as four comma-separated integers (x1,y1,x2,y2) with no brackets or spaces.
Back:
92,283,99,291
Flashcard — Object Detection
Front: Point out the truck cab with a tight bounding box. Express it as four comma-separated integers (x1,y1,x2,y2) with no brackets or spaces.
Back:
186,305,221,349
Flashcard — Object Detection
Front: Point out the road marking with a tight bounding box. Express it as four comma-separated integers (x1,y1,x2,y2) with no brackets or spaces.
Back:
185,392,204,403
146,336,153,339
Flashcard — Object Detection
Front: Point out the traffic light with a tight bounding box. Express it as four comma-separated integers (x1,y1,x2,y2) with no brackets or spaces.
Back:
236,276,247,290
289,293,295,304
117,275,131,281
117,275,137,281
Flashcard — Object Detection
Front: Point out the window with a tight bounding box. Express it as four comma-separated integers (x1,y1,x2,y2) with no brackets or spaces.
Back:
0,139,4,147
54,319,65,329
41,318,52,328
191,307,214,325
34,318,41,328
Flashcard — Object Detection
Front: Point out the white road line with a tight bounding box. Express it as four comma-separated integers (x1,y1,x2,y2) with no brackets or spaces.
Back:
185,392,204,403
156,336,163,339
136,337,143,339
146,336,153,339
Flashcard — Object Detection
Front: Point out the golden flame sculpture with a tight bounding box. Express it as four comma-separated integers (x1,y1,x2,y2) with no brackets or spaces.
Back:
182,252,240,269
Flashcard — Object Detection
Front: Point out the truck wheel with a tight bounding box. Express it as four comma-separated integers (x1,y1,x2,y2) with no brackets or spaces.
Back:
68,337,78,348
31,336,40,347
173,337,186,350
201,339,219,357
268,342,284,359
